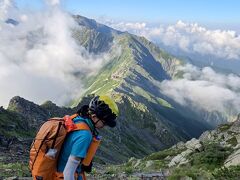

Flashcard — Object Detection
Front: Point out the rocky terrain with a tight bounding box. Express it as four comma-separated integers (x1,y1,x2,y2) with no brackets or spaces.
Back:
1,97,236,179
3,119,240,180
93,115,240,179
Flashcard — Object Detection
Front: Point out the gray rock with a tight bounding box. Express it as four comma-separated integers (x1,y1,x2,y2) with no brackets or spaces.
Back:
145,160,154,168
168,149,192,167
200,130,219,142
168,139,203,167
133,159,141,168
224,148,240,167
234,144,240,150
181,149,193,157
171,141,185,149
185,138,203,152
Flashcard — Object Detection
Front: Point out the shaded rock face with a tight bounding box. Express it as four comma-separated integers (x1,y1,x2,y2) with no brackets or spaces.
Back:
72,15,117,54
7,96,74,129
0,106,4,112
7,96,49,128
40,100,73,118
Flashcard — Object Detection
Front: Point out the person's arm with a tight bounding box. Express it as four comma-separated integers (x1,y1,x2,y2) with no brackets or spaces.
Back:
63,130,92,179
63,155,81,180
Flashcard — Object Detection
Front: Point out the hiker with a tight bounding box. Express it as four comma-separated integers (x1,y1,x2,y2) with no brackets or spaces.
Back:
57,95,119,179
29,95,119,180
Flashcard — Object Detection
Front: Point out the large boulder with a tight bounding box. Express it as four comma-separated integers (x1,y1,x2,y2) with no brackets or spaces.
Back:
168,149,192,167
185,138,203,152
168,138,204,167
199,130,216,142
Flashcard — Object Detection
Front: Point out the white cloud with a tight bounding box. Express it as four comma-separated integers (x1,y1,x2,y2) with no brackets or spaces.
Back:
0,0,18,21
101,19,240,60
45,0,60,6
159,64,240,117
0,1,116,107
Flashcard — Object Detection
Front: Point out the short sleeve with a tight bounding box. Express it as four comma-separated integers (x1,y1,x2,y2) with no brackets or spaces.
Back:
70,130,92,158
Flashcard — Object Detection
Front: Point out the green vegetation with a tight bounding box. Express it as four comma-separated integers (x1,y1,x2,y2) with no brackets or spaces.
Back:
156,98,173,108
0,110,34,138
191,143,232,170
218,123,232,132
145,148,184,161
168,166,211,180
0,162,30,178
226,137,238,146
102,141,238,180
72,34,136,106
212,166,240,179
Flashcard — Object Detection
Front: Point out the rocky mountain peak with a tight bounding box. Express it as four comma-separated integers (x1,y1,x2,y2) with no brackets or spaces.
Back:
7,96,49,128
8,96,32,110
8,96,43,113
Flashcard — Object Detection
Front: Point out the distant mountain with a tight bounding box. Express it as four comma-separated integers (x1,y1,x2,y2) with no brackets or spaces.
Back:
5,18,19,26
156,42,240,75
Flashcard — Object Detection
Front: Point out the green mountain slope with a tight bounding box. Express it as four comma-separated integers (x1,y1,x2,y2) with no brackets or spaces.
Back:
70,15,211,162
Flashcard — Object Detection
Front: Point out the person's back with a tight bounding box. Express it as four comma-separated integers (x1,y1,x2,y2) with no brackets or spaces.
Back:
57,116,93,179
56,95,119,180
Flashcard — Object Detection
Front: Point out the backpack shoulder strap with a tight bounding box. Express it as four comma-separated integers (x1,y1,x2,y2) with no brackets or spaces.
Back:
74,122,90,131
70,114,78,119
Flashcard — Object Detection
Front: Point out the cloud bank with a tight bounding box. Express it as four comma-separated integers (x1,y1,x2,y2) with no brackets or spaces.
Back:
159,64,240,118
0,0,114,107
101,19,240,60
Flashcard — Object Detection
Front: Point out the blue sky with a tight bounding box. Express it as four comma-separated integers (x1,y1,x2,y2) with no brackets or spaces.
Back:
16,0,240,26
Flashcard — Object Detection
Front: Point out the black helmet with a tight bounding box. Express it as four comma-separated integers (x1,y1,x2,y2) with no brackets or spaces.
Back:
77,105,89,118
89,95,119,127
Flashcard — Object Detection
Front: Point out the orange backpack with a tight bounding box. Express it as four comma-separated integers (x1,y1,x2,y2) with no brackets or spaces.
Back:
29,115,92,180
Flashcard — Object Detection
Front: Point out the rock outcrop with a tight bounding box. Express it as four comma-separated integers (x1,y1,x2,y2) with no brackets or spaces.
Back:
168,138,203,167
225,148,240,167
7,96,49,128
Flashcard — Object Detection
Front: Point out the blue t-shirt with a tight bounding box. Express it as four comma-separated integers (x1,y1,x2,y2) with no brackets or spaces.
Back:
57,116,93,178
